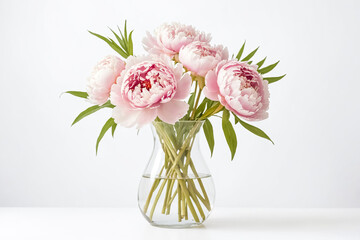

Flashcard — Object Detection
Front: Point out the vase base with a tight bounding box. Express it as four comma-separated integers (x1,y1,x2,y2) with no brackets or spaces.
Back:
149,221,204,229
141,211,206,228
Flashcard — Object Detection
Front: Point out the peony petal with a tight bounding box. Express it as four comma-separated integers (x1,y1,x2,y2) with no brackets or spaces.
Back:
136,108,158,128
203,88,219,101
112,106,141,128
173,63,184,81
205,70,219,93
174,73,192,100
203,70,220,101
157,100,189,124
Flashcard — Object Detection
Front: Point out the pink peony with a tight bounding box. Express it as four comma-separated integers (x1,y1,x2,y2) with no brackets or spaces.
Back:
87,55,125,105
110,55,192,128
178,41,228,77
143,22,211,57
203,60,269,121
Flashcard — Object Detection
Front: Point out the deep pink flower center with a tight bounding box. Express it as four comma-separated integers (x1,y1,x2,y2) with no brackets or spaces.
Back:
127,64,161,92
122,61,176,108
233,67,259,90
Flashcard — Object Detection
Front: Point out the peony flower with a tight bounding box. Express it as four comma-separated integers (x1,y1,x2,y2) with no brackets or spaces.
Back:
178,41,228,77
203,60,269,121
143,22,211,57
110,55,192,128
87,55,125,105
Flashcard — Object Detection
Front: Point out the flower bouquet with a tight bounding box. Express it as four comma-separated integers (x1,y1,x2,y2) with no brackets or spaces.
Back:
66,21,284,227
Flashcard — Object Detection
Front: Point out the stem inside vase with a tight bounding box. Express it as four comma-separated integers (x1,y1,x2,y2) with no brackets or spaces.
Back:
140,121,214,225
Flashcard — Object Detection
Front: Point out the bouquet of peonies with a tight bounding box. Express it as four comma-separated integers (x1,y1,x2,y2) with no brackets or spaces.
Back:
66,21,284,226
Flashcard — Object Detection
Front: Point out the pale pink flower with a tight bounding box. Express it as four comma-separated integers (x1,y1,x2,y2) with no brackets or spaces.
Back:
204,60,269,121
87,55,125,105
110,55,192,128
178,41,228,77
143,22,211,56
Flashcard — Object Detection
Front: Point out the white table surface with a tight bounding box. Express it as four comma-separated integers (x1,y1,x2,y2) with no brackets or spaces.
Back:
0,208,359,240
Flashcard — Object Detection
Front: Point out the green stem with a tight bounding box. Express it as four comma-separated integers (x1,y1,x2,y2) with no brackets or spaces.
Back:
143,165,165,213
149,176,169,221
177,183,182,221
191,88,203,120
145,121,210,223
189,160,211,211
166,189,178,214
187,179,205,220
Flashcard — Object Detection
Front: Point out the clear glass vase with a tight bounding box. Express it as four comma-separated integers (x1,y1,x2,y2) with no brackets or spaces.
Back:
138,120,215,228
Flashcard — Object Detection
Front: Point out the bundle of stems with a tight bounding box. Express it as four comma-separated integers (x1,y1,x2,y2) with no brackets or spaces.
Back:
142,121,211,222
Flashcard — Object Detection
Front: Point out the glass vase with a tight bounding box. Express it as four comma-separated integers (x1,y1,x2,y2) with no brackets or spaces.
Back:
138,120,215,228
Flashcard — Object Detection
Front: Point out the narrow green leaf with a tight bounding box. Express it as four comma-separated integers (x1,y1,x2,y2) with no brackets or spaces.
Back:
206,99,216,109
234,114,240,124
109,27,127,51
241,46,259,62
247,61,253,65
96,118,115,154
88,31,127,58
117,25,126,41
88,30,109,43
71,101,114,126
72,105,102,126
109,39,128,57
128,30,134,56
235,41,246,60
195,99,208,117
233,113,274,144
203,119,215,157
256,57,267,68
258,61,280,75
263,74,286,84
65,91,88,99
222,110,237,160
111,122,117,137
188,92,195,111
200,102,222,120
124,20,128,42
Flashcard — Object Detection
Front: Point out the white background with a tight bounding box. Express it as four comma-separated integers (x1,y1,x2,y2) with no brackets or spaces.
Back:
0,0,359,208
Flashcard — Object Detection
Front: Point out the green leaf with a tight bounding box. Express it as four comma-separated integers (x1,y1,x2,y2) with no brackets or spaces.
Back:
109,38,128,57
72,105,102,126
258,61,280,75
195,99,208,117
222,110,237,160
199,102,222,120
111,122,117,137
71,101,114,126
65,91,88,99
96,118,115,154
124,20,128,42
263,74,286,84
88,31,128,58
235,41,246,60
117,25,126,41
109,27,127,51
234,114,240,124
128,30,134,56
241,46,259,62
203,119,215,156
233,114,274,144
247,61,252,65
256,57,267,68
188,93,196,111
